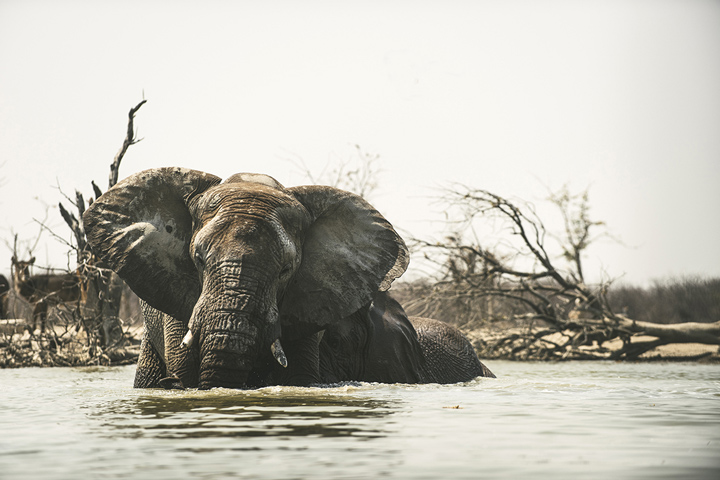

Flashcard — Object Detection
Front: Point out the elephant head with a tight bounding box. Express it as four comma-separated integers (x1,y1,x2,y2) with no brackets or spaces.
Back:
319,291,496,384
319,291,425,384
83,167,408,389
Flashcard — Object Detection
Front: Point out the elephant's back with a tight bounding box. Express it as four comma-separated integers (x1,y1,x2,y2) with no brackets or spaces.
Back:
410,316,495,381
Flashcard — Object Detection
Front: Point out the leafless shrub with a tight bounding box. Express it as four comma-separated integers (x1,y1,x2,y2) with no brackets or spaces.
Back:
404,185,720,361
1,100,147,368
288,144,381,199
607,277,720,325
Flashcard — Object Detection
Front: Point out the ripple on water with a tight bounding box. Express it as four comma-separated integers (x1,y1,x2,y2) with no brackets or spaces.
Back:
0,362,719,479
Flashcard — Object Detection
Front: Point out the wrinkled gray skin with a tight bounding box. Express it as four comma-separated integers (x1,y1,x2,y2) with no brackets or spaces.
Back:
320,292,495,384
83,168,408,389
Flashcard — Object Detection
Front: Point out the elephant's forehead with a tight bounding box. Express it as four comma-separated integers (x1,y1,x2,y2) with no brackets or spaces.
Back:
194,183,307,247
201,183,298,211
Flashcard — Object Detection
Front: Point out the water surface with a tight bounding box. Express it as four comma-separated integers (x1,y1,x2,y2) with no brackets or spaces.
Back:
1,361,718,479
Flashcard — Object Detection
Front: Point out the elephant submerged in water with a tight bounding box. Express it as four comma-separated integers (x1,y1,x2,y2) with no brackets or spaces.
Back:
83,167,494,389
320,291,494,383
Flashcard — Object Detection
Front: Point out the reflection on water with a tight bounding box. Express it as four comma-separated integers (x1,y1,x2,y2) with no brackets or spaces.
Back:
1,363,719,479
92,389,396,440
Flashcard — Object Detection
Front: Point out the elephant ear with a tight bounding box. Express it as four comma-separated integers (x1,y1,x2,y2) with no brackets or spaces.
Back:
365,291,424,383
281,185,409,334
83,167,221,323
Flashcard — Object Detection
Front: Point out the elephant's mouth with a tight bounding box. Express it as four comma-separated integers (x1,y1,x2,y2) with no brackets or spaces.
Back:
182,329,287,370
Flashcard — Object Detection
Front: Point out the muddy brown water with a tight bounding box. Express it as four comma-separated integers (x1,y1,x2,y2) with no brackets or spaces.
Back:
1,361,719,479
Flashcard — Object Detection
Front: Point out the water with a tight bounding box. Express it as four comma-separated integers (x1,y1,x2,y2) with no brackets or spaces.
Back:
1,361,718,480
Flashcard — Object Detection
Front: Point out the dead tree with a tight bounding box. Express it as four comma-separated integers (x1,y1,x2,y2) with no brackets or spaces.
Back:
59,99,146,350
409,185,720,361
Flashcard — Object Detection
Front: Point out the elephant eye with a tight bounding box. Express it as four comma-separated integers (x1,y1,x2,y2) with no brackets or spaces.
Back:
194,251,206,270
279,263,293,280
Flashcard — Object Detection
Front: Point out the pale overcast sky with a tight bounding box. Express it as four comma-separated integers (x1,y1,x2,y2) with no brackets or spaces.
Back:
1,0,718,286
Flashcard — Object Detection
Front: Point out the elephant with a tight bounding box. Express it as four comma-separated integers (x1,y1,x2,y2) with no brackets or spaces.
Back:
83,167,491,389
83,167,409,389
319,291,495,384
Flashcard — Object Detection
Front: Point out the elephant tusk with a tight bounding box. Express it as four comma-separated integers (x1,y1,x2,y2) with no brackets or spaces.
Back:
182,329,195,348
271,339,288,368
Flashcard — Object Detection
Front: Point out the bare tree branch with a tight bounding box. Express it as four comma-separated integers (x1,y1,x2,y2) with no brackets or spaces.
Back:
398,184,720,361
285,144,381,200
91,181,102,200
109,99,147,189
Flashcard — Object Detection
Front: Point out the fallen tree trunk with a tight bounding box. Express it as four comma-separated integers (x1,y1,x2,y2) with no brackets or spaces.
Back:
614,317,720,345
465,315,720,362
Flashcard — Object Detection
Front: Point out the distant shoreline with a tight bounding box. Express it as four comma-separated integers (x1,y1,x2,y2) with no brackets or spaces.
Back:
464,326,720,364
2,323,718,369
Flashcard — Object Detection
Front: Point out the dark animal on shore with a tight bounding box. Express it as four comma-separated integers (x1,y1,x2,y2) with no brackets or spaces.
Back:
0,274,9,319
11,256,81,332
83,167,495,389
320,291,495,384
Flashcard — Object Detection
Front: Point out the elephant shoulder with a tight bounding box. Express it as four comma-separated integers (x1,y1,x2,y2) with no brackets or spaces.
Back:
410,317,469,348
409,316,471,363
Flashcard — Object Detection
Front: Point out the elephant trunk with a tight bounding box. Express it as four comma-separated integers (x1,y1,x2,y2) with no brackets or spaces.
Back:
198,320,260,389
194,307,285,389
194,262,285,389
